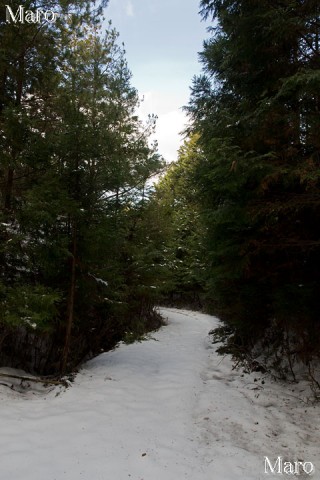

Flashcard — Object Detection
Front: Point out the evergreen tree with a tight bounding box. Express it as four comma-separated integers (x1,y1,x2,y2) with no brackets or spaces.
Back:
0,1,163,374
153,135,206,308
185,0,320,368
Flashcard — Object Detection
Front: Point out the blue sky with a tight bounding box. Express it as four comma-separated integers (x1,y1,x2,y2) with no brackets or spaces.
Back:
104,0,209,162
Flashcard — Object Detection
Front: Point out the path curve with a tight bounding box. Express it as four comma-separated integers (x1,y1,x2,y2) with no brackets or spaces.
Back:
0,307,319,480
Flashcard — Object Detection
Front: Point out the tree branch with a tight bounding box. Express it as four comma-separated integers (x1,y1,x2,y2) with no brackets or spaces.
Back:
0,372,69,388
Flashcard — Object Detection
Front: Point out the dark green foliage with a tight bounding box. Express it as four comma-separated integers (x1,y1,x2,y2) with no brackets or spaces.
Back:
153,135,207,309
0,1,164,374
182,0,320,366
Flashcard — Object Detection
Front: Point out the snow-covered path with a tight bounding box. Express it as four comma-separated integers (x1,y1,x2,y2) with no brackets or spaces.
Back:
0,308,319,479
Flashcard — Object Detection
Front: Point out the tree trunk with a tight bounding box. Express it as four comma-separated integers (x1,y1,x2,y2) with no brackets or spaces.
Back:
60,220,77,374
4,167,14,211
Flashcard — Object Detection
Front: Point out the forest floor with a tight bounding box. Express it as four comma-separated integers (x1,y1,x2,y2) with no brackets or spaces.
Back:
0,308,319,479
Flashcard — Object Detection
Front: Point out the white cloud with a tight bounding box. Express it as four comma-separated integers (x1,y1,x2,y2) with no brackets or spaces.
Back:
155,110,186,162
125,0,134,17
137,90,187,162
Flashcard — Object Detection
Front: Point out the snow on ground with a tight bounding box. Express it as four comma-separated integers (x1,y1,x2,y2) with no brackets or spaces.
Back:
0,307,319,480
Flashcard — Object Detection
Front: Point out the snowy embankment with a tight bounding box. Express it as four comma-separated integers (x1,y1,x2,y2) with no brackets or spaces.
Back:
0,308,319,480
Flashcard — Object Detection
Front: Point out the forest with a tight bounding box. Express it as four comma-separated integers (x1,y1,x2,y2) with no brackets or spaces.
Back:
0,0,320,381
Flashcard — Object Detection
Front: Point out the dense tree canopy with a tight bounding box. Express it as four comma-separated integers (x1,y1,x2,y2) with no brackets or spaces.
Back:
152,135,206,308
157,0,320,373
1,0,320,378
0,0,163,374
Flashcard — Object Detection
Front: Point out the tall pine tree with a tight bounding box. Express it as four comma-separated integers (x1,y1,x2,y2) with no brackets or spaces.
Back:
0,1,163,374
186,0,320,370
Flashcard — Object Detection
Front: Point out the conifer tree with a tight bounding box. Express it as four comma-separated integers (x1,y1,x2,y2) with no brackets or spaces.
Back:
152,135,206,308
186,0,320,366
0,1,163,374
